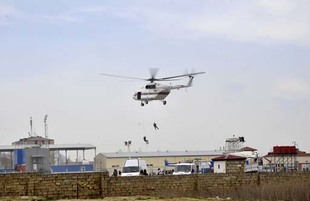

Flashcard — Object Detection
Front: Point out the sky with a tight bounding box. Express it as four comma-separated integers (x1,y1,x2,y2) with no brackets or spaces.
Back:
1,0,310,158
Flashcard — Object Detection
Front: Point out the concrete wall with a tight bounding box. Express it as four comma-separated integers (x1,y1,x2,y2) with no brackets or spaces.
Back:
1,172,310,199
25,147,50,172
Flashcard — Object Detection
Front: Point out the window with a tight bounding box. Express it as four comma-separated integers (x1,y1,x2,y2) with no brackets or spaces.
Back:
146,84,156,89
122,166,139,173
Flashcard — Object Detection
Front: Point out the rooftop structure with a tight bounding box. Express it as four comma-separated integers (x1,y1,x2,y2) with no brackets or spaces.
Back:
12,136,54,147
225,135,245,153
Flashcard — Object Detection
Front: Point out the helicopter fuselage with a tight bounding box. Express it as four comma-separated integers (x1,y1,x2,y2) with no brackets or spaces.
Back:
133,83,171,102
132,79,193,106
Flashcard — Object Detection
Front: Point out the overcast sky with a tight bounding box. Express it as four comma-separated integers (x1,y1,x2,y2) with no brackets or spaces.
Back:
1,0,309,157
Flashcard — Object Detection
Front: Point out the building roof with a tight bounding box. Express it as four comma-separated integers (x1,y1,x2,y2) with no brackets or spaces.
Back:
48,144,96,151
99,150,224,158
12,136,54,144
296,151,310,157
0,145,16,152
212,154,247,161
264,149,310,157
240,146,257,151
0,144,96,152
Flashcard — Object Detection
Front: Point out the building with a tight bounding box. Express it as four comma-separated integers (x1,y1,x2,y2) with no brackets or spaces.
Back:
94,150,224,175
1,135,96,173
212,155,246,174
263,146,310,172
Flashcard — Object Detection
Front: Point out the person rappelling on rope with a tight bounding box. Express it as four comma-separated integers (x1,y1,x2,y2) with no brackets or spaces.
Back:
153,122,159,130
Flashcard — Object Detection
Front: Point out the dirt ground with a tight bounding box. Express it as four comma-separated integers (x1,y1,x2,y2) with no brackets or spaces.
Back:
101,196,232,201
0,196,235,201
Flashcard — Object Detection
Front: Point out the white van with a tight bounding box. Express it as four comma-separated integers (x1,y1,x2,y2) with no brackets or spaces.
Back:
121,158,147,176
172,163,197,175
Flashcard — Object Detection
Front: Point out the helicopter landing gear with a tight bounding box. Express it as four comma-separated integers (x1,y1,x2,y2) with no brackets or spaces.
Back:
163,100,167,105
141,100,149,106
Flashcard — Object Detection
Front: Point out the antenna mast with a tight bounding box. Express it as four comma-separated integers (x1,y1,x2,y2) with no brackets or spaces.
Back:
44,114,49,147
44,115,48,138
30,117,33,137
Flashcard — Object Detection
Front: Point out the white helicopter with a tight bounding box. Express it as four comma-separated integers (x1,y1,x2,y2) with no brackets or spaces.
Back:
100,69,205,106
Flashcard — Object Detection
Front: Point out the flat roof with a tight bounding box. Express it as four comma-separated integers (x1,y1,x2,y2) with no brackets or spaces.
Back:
99,150,224,158
0,144,96,152
0,145,16,152
49,144,96,151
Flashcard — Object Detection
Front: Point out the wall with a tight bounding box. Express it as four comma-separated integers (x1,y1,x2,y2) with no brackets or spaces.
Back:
0,172,103,199
214,161,226,173
226,160,245,174
25,147,50,172
1,172,310,199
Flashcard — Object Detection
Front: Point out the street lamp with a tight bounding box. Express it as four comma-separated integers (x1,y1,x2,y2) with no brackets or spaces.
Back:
124,141,132,152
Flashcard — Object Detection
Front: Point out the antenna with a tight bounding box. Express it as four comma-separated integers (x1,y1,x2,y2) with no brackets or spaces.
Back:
30,117,33,137
44,114,49,148
44,114,48,138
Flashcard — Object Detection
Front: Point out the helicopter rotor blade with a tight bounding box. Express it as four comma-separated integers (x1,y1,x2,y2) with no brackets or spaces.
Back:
99,73,147,81
100,70,205,83
149,68,159,82
156,72,205,81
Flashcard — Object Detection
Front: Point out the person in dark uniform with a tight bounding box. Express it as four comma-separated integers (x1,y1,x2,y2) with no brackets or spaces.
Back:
153,122,159,130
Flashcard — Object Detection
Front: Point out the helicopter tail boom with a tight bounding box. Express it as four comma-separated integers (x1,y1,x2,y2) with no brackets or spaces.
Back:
170,76,194,90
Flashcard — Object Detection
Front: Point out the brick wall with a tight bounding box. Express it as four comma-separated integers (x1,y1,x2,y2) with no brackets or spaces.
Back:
0,172,310,199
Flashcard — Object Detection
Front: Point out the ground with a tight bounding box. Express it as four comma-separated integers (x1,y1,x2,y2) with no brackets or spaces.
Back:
0,196,237,201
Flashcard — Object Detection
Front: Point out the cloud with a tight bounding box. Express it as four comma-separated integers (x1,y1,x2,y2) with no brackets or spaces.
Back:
270,78,310,101
42,14,82,24
2,1,310,45
0,4,20,26
116,1,310,45
189,2,310,45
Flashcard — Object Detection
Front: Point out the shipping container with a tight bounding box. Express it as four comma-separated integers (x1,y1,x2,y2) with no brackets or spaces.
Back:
14,149,26,165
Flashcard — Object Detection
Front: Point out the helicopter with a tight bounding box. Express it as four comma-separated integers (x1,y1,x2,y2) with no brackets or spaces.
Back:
100,69,205,106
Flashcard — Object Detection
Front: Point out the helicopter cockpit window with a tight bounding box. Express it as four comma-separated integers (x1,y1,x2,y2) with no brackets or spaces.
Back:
146,84,156,89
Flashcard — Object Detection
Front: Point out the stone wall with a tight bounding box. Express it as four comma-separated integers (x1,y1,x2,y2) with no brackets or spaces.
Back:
0,172,103,199
0,172,310,199
226,160,245,174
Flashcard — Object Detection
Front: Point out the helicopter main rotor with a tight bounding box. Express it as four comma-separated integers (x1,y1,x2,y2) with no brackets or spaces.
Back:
99,68,204,83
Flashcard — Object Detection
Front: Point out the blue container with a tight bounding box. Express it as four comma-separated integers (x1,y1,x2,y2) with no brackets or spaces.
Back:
50,164,94,173
14,149,26,165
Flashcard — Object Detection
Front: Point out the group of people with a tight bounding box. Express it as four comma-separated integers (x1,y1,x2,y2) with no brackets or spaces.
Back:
139,169,148,175
112,169,122,177
112,168,176,176
157,168,174,175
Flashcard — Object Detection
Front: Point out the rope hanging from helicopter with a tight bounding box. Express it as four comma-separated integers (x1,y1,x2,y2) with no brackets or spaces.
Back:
139,105,146,137
150,103,158,131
